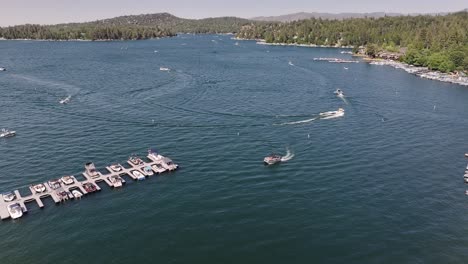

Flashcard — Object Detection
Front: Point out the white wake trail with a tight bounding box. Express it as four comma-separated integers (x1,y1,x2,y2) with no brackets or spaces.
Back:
278,117,318,125
281,149,295,162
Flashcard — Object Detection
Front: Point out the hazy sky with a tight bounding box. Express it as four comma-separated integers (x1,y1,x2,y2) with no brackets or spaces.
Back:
0,0,466,26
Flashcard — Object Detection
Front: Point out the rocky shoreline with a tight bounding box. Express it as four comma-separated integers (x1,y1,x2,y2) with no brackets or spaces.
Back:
368,59,468,86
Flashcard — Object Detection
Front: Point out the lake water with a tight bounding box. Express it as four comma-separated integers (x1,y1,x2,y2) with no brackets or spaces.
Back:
1,34,468,263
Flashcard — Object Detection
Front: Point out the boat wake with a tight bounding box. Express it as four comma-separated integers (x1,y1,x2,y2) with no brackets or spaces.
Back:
278,117,318,125
281,149,294,162
10,74,81,96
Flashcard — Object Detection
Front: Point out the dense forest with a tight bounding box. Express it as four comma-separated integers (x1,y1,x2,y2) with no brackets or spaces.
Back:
0,13,250,40
237,12,468,72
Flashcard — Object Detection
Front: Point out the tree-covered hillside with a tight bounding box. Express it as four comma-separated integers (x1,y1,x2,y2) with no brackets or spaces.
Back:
237,12,468,72
0,13,251,40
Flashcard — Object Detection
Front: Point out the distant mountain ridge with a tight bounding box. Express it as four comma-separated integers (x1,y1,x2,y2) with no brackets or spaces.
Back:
250,11,452,22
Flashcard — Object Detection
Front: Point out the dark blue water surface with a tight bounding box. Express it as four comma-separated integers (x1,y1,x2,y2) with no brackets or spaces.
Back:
1,34,468,263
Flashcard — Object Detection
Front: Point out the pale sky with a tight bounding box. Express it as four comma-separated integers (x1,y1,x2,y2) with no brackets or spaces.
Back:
0,0,466,26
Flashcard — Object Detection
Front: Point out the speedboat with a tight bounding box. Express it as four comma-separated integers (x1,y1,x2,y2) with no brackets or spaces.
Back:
3,192,16,202
61,175,74,185
108,175,123,188
32,183,46,193
151,164,166,174
161,157,178,171
59,96,71,104
132,170,145,180
85,162,99,178
0,67,6,71
288,61,294,66
82,182,97,193
8,203,23,219
129,156,144,166
143,165,154,176
48,179,61,190
72,190,83,199
110,163,123,172
320,108,345,119
264,154,282,165
334,89,344,97
0,129,16,138
148,149,163,162
160,67,170,71
57,190,70,201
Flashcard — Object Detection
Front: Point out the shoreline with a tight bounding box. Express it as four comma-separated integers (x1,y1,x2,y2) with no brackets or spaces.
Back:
367,59,468,86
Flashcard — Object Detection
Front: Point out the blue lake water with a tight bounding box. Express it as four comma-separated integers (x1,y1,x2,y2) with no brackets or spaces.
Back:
1,34,468,263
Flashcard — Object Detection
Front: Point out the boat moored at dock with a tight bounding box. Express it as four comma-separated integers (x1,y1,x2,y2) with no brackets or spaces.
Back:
7,203,22,219
85,162,99,178
108,175,124,188
2,192,16,202
143,166,154,176
132,170,145,181
61,176,74,185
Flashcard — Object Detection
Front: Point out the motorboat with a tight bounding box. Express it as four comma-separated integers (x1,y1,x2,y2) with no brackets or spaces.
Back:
143,165,154,176
72,190,83,199
59,96,71,104
48,179,61,190
288,61,294,66
161,157,178,171
0,67,6,71
234,42,239,46
148,149,163,162
151,164,166,174
129,156,144,166
108,175,123,188
0,129,16,138
32,183,46,193
319,108,345,119
334,89,344,97
82,182,97,193
132,170,145,181
61,175,74,185
8,203,23,219
160,67,170,71
110,163,123,172
56,190,70,201
264,154,282,165
2,192,16,202
85,162,99,178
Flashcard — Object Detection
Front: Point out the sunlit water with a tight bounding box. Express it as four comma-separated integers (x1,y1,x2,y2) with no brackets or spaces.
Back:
1,35,468,263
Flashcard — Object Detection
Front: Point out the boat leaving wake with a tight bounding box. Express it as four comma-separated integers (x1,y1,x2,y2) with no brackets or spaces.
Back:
281,149,294,162
278,117,318,125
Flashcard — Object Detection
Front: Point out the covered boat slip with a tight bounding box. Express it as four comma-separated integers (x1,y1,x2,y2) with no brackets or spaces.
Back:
0,152,178,221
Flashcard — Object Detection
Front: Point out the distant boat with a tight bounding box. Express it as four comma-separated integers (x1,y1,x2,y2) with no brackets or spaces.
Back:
72,190,83,199
2,192,16,202
0,128,16,138
7,203,23,219
334,89,344,97
0,67,6,71
61,175,74,185
154,50,159,53
344,67,349,70
234,42,239,46
132,170,145,180
108,175,124,188
160,67,170,71
143,165,154,176
288,61,294,66
264,154,282,165
320,108,345,119
59,96,71,104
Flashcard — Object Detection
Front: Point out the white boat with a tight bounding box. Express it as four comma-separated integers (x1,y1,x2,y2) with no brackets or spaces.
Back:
61,175,74,185
48,179,61,190
85,162,99,178
8,203,23,219
110,164,123,172
148,149,164,162
2,192,16,202
234,42,239,46
334,89,344,97
108,175,123,187
143,166,154,176
32,183,46,193
160,67,170,71
161,157,178,171
132,170,145,180
0,129,16,138
151,164,166,174
288,61,294,66
72,190,83,199
0,67,6,71
320,108,345,119
129,156,144,166
344,67,349,70
264,154,282,165
59,96,71,104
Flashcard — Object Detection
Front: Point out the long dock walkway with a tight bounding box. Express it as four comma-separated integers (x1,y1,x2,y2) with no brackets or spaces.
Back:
0,151,178,221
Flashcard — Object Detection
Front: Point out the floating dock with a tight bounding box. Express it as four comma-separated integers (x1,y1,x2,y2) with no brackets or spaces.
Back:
0,150,178,221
